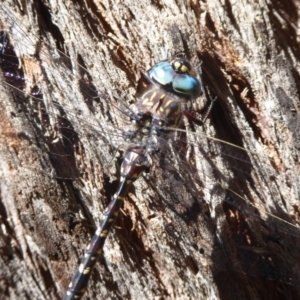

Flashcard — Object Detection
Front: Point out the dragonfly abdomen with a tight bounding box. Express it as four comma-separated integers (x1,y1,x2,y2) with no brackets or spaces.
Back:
64,148,150,299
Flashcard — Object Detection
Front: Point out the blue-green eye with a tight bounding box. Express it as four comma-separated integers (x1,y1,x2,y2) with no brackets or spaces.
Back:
172,74,201,97
147,59,202,98
149,61,174,85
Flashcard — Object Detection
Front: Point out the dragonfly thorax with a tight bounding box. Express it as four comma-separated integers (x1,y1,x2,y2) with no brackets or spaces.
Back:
135,88,183,132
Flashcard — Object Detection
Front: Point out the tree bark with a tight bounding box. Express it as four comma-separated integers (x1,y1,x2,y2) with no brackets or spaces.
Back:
0,0,300,299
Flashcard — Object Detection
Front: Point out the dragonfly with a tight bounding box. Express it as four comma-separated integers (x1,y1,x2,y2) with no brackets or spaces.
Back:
63,56,217,299
0,2,300,299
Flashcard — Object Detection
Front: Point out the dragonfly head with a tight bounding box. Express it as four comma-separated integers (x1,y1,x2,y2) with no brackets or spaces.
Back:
147,58,202,98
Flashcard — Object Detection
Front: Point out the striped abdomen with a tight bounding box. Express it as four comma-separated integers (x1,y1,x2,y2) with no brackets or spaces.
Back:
64,148,149,300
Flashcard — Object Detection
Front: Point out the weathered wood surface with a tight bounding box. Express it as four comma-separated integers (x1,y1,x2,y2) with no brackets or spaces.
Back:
0,0,300,299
